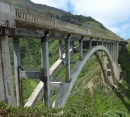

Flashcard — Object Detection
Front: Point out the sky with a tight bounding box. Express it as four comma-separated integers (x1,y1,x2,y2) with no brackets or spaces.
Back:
31,0,130,40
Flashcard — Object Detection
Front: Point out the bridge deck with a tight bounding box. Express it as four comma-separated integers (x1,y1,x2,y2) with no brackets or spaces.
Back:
15,8,119,41
0,1,126,42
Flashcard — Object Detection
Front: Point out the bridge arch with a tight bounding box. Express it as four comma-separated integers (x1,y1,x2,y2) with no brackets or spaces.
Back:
53,45,118,108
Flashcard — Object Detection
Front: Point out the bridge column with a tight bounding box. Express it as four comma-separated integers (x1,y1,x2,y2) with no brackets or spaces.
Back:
117,42,119,58
65,34,71,82
110,42,112,58
113,41,120,81
103,40,107,47
97,39,99,45
0,37,6,103
89,38,92,49
107,41,109,50
0,32,16,106
119,43,122,50
41,31,50,107
101,40,104,46
112,41,115,60
13,38,23,107
71,41,75,53
79,36,83,60
59,40,63,59
113,41,118,63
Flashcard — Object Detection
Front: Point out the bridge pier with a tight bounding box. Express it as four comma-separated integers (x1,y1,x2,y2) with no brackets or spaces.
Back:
13,38,23,107
79,36,83,60
40,31,50,107
0,37,6,103
71,41,76,53
65,34,71,82
0,34,16,107
109,41,120,81
59,40,63,59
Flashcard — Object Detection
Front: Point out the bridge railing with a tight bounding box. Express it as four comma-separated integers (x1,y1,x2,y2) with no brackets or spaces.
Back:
15,8,123,41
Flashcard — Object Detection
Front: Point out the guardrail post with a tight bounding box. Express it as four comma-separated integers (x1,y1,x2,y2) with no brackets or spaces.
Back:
13,38,23,107
41,31,50,107
65,34,71,82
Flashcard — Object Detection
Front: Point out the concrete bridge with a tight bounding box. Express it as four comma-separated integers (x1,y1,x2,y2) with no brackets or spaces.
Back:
0,1,127,108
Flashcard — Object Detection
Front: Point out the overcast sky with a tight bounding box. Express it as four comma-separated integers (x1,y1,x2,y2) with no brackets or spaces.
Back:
31,0,130,40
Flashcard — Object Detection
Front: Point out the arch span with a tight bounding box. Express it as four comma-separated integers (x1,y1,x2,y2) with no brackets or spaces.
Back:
53,45,119,108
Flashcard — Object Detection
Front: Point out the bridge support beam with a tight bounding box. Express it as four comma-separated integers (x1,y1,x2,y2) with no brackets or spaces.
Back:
41,31,50,107
13,38,23,107
0,34,16,107
65,34,71,82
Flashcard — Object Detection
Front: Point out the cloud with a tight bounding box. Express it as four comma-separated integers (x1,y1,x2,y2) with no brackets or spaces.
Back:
31,0,130,39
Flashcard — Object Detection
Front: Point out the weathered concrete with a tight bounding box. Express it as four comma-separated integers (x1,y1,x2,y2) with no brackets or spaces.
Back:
0,1,15,28
65,34,71,82
0,35,16,107
0,38,6,102
13,38,23,107
71,41,75,53
59,40,63,59
79,36,83,60
40,31,51,107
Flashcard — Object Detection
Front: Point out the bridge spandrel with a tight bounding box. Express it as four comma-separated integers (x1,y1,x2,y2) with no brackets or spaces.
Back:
0,1,15,28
